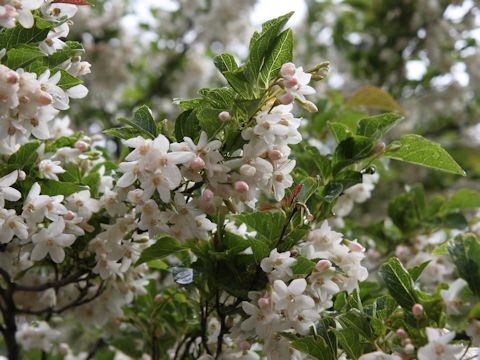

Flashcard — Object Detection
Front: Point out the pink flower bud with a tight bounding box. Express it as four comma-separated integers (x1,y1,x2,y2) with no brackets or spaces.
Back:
280,62,296,78
37,91,53,105
74,140,88,151
64,211,75,221
412,303,424,318
239,341,250,351
278,92,294,105
349,241,365,252
373,142,386,154
6,71,18,84
202,189,214,202
268,149,283,161
396,328,406,338
315,259,332,272
284,77,298,88
258,297,270,307
234,181,249,193
240,164,256,177
218,111,231,122
17,170,26,181
154,294,162,302
190,157,205,170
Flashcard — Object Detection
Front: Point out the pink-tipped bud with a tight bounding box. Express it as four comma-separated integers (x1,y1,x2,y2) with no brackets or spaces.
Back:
280,62,296,78
218,111,231,122
258,297,270,307
202,189,214,202
412,303,424,318
396,328,407,338
239,341,250,351
37,91,53,105
154,294,162,302
6,71,18,84
304,100,318,113
315,259,332,272
373,142,386,154
284,77,298,88
190,157,205,170
235,181,249,193
279,92,294,105
240,164,256,177
64,211,75,221
74,140,88,151
349,240,365,253
268,149,283,161
17,170,26,181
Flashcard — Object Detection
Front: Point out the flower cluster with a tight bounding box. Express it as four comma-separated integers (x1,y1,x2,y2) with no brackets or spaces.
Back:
236,221,368,357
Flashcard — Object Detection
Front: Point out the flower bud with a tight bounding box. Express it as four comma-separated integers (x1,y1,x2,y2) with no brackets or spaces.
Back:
239,341,251,351
396,328,406,338
154,294,162,302
234,181,249,193
412,303,424,318
303,100,318,113
240,164,256,177
284,77,298,88
258,297,270,307
127,189,144,204
17,170,26,181
280,62,296,78
74,140,88,151
218,111,231,122
315,259,332,272
64,211,75,221
6,71,18,84
190,157,205,170
348,240,365,252
404,343,415,354
278,92,294,105
268,149,283,161
37,91,53,105
373,142,386,155
202,189,214,202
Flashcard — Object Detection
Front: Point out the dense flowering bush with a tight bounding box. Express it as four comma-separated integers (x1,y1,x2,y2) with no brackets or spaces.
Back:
1,2,480,360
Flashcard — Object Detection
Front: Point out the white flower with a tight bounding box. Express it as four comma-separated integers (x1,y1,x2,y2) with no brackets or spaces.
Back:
417,328,463,360
0,170,21,207
0,5,18,28
359,351,402,360
240,300,284,338
440,278,469,315
0,209,28,244
15,321,59,352
283,66,316,102
66,190,100,221
22,182,67,224
260,249,296,281
466,320,480,346
12,0,44,29
302,221,347,259
31,217,76,263
272,279,315,318
38,159,65,180
271,160,295,201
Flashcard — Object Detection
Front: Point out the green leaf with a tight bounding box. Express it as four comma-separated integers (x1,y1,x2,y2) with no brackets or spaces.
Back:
136,235,187,265
174,109,200,142
295,177,320,203
322,182,343,203
346,85,405,114
335,170,363,190
103,127,141,140
55,68,83,89
40,180,87,197
0,24,49,49
408,260,431,282
379,257,418,309
356,112,404,141
259,28,293,87
385,135,465,176
388,187,424,233
332,136,373,173
249,12,293,77
197,107,223,138
305,146,332,181
5,45,46,69
328,122,353,143
333,328,365,360
234,210,286,247
46,41,84,68
213,53,238,73
447,233,480,296
338,309,373,341
133,105,157,138
291,256,316,275
440,188,480,214
8,141,40,170
224,68,255,99
290,336,335,360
